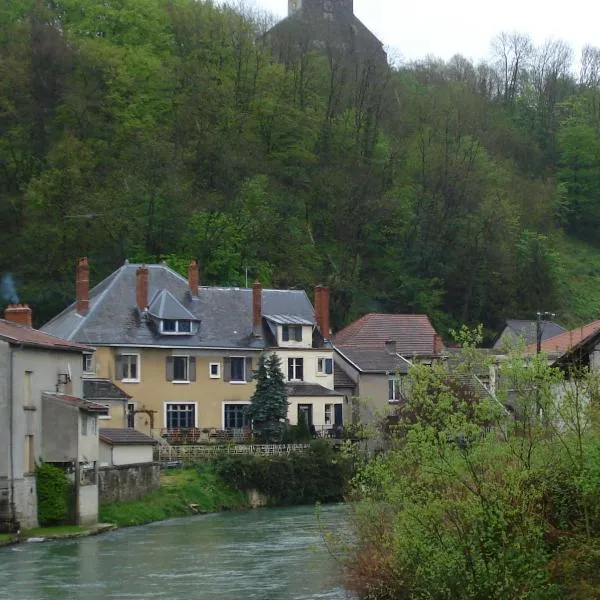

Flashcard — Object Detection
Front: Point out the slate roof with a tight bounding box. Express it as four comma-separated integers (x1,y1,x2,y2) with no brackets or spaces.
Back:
0,318,92,353
147,289,198,321
286,382,344,397
334,364,356,389
44,392,109,414
41,263,316,349
334,313,439,356
99,428,157,446
264,314,313,326
493,319,566,349
83,378,131,402
526,320,600,355
335,346,411,374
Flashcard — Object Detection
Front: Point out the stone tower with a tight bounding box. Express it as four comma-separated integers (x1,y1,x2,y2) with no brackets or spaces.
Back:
289,0,355,18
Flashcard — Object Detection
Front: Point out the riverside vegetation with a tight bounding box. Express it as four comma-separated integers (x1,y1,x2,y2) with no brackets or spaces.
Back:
2,1,600,338
343,333,600,600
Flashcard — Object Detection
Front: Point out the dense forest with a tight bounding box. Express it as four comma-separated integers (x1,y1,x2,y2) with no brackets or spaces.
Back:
1,0,600,338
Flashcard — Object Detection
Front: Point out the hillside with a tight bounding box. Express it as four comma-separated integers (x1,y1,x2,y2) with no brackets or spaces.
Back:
1,0,599,337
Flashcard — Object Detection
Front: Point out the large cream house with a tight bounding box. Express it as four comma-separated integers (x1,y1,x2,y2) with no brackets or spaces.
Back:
41,259,343,438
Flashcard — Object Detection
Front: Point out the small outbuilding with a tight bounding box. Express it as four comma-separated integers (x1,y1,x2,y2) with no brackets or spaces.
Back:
99,428,156,467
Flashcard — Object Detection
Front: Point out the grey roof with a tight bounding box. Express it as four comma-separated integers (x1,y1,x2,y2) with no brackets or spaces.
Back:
99,428,157,446
83,378,131,402
43,392,109,414
264,314,313,326
148,289,199,321
493,320,566,349
335,346,411,374
334,364,356,389
285,382,344,397
41,263,316,349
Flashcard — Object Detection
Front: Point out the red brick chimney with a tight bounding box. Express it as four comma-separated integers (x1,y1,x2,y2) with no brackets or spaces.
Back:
320,286,331,340
75,257,90,315
4,304,33,327
314,285,323,333
188,260,199,297
136,265,149,312
252,281,262,335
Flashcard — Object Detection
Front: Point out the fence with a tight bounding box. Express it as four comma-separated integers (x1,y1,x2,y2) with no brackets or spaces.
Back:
155,444,310,463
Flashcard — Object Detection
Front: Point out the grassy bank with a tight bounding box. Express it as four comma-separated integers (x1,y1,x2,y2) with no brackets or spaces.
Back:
99,465,249,527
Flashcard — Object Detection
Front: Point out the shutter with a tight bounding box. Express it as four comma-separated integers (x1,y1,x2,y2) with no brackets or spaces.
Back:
294,326,302,341
189,357,196,382
166,356,174,382
282,326,289,342
115,355,123,380
223,357,232,382
326,358,333,375
245,357,253,381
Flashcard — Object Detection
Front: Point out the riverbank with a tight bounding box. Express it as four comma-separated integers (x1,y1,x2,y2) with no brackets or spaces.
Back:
99,465,249,527
0,523,117,547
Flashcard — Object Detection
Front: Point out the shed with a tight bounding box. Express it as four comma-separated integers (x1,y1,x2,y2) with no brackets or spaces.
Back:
99,428,156,467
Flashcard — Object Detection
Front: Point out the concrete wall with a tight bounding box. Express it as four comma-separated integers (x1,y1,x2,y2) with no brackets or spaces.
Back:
0,342,9,480
98,463,160,503
78,483,98,525
99,442,153,467
42,396,78,462
78,412,99,464
356,373,391,422
12,475,37,529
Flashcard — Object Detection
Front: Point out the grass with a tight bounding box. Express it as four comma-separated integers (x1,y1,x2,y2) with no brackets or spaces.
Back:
99,465,249,527
0,533,12,542
23,525,88,537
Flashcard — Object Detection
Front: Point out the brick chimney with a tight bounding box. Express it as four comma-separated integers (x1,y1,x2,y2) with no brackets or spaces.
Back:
319,286,331,340
314,285,323,332
136,265,149,312
4,304,32,327
188,260,199,297
252,281,262,335
434,333,444,355
75,257,90,315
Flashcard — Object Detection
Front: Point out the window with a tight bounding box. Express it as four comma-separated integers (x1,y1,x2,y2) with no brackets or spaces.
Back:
119,354,140,382
127,403,135,428
388,376,405,402
282,325,302,342
317,357,333,375
325,404,332,425
82,353,94,374
224,403,250,428
165,403,196,429
209,362,221,379
231,357,246,382
288,357,304,381
166,356,196,383
98,403,110,420
161,319,193,335
24,371,32,407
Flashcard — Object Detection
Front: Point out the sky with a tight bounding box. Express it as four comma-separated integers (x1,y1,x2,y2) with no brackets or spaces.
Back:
241,0,599,65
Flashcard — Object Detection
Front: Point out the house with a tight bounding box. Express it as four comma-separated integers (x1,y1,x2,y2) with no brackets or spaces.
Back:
41,258,343,439
83,378,131,428
493,319,566,351
525,320,600,358
99,428,156,467
0,305,99,531
333,313,443,422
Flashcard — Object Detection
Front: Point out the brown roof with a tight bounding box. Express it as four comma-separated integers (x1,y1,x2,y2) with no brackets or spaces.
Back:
99,428,157,445
334,313,439,355
0,319,92,353
44,392,109,414
525,320,600,355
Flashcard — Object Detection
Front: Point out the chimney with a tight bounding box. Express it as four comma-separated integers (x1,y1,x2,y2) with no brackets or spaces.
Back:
4,304,33,328
136,265,148,312
188,260,199,297
385,340,397,355
252,281,262,335
314,285,323,333
434,333,444,355
320,286,331,340
76,257,90,315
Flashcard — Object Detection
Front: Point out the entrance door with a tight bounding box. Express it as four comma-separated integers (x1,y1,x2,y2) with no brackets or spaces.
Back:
334,404,343,426
297,404,313,427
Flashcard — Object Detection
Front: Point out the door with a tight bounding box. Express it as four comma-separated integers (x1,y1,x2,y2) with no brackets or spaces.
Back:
334,404,343,426
297,404,313,427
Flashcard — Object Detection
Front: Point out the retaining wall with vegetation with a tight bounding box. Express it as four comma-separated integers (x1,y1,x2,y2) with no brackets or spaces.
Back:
98,464,160,503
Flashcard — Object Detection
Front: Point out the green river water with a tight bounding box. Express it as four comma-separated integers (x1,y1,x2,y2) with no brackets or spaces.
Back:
0,504,356,600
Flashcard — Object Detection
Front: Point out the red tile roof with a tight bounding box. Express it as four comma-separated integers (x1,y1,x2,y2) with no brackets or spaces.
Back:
0,319,92,353
525,320,600,355
334,313,438,355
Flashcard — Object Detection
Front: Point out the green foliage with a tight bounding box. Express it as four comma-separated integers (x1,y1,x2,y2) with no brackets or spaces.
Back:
99,466,248,527
214,442,352,506
246,353,288,443
35,462,72,527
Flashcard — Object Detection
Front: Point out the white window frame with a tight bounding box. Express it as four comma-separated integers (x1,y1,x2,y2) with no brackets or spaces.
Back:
388,376,404,403
288,357,304,382
209,362,221,379
230,356,246,384
121,353,141,383
164,401,198,429
83,352,95,375
325,403,332,425
222,401,251,429
160,319,194,335
316,356,333,376
172,355,190,384
97,402,111,420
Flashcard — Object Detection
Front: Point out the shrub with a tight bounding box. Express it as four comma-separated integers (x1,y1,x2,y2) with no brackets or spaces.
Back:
36,462,72,527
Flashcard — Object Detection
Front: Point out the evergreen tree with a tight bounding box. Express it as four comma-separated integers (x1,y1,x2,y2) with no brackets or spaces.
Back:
246,353,288,443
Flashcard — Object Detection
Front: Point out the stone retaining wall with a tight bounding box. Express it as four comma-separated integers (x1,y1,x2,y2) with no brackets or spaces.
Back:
98,463,160,503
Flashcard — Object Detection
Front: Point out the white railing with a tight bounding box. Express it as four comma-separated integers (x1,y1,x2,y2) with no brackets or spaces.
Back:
156,443,310,463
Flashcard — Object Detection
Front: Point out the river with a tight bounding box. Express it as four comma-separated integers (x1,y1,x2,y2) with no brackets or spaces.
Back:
0,504,356,600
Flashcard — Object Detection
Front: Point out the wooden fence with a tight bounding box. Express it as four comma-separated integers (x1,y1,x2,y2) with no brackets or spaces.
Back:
155,443,310,463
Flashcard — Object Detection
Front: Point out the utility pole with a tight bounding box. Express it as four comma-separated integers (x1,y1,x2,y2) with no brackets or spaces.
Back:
536,311,556,354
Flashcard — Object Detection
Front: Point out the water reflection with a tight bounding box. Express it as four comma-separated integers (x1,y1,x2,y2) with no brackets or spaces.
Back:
0,505,355,600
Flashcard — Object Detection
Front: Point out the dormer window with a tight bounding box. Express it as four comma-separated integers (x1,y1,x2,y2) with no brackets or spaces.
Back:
282,325,302,342
160,319,193,335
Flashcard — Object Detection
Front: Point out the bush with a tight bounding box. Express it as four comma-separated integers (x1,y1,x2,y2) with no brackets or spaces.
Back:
36,462,72,527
